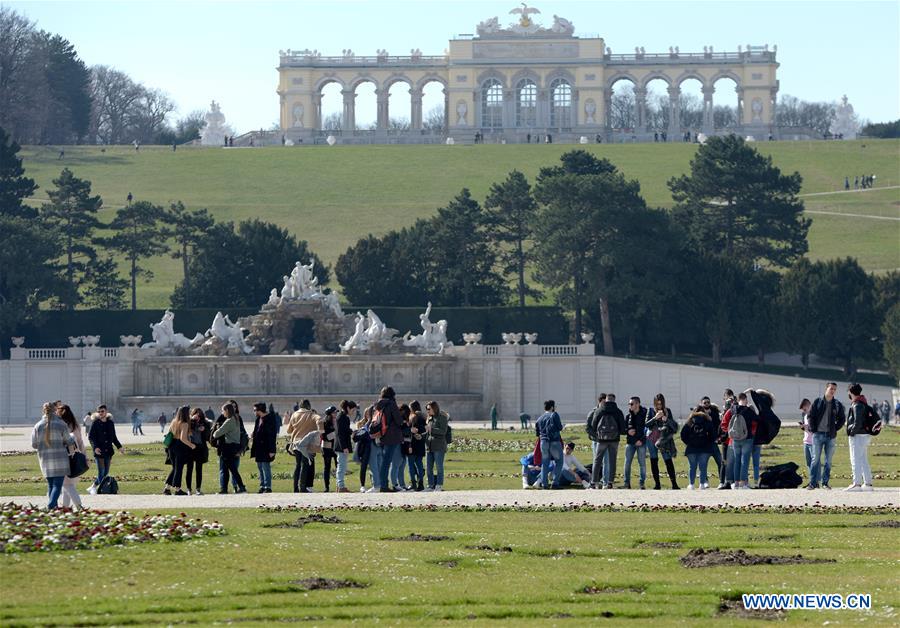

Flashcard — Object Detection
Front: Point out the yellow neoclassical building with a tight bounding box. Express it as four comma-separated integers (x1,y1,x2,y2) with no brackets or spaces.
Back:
277,5,779,144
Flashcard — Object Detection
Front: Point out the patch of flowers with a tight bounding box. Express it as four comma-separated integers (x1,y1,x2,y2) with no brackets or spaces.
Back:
259,502,900,516
447,438,533,453
0,503,224,554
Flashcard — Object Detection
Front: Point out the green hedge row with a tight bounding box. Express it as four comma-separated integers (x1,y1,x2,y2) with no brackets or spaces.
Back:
4,306,568,353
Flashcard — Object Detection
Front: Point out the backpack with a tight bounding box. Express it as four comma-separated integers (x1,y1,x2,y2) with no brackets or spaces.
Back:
596,411,619,441
238,418,249,454
97,475,119,495
585,409,599,441
865,404,883,436
369,408,388,439
759,462,802,489
728,409,748,441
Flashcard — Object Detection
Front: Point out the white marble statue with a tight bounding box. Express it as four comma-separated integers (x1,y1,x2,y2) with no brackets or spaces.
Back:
341,310,397,352
341,312,368,352
524,333,539,345
476,16,500,36
206,312,251,354
267,288,282,307
830,95,859,139
290,260,319,299
456,101,468,126
403,302,451,353
142,310,203,350
584,100,597,124
551,15,574,35
323,291,343,318
201,100,232,147
292,104,304,127
280,275,296,300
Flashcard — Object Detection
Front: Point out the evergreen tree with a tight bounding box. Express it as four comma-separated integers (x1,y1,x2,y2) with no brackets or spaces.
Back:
82,256,127,309
171,219,328,308
40,168,103,309
0,126,37,219
100,200,168,310
882,303,900,382
483,170,539,308
740,268,782,365
429,189,507,307
669,135,809,267
36,32,92,143
687,253,753,363
777,259,824,369
163,201,214,308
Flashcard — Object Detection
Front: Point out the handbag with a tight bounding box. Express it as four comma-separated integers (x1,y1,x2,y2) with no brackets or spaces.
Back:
68,451,89,478
163,431,174,448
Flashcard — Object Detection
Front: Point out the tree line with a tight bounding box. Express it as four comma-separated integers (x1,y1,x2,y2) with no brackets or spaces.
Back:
0,7,204,146
1,125,897,378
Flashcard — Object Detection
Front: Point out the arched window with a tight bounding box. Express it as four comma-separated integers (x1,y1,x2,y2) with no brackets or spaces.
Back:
481,79,503,128
516,79,537,127
550,79,572,128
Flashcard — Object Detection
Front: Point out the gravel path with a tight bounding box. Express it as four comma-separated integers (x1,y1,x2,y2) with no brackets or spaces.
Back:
5,487,897,510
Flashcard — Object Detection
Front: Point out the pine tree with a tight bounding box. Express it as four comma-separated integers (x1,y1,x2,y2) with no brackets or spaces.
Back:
0,126,37,219
669,135,809,267
483,170,538,308
82,256,127,309
40,168,103,309
163,201,214,308
99,200,168,310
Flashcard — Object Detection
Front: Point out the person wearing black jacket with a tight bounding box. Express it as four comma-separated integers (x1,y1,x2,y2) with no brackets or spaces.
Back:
319,406,338,492
250,402,277,493
845,383,876,492
375,387,405,492
680,408,718,489
806,382,846,489
407,401,427,491
622,397,647,489
589,394,627,489
185,407,211,495
87,405,124,494
335,400,356,493
698,397,725,488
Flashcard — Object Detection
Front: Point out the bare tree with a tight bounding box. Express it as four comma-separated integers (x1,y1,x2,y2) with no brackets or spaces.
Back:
129,88,174,143
323,112,342,130
423,105,444,131
0,8,42,141
646,94,670,131
90,65,144,144
609,85,636,130
714,105,737,129
389,117,410,131
678,93,703,129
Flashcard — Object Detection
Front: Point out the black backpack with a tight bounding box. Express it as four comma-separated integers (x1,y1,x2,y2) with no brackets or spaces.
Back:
97,475,119,495
585,408,599,441
864,404,883,436
759,462,802,489
596,411,619,441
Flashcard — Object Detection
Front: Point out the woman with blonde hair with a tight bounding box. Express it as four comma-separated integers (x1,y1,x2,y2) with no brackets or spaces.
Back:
31,402,75,509
57,404,86,508
166,406,196,495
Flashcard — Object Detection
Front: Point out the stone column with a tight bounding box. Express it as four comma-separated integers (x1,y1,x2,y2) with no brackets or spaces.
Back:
503,88,515,131
341,89,355,131
769,85,778,130
702,85,714,133
376,88,389,130
410,88,423,130
312,92,322,131
735,87,744,126
667,85,680,137
602,87,612,129
633,87,647,131
443,88,450,134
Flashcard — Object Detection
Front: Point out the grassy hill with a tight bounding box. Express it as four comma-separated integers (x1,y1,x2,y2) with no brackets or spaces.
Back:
20,140,900,309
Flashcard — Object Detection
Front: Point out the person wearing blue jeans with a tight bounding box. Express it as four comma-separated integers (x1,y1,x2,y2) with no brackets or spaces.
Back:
425,400,450,491
367,443,383,492
623,397,648,489
427,449,445,488
687,452,711,487
805,383,845,489
751,444,762,486
731,437,754,489
250,403,277,493
536,400,565,489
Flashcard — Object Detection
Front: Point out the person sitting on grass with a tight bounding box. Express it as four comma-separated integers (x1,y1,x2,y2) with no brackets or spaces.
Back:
562,442,592,488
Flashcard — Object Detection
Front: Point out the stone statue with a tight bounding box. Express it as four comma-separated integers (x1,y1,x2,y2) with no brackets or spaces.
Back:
476,16,500,36
201,100,232,147
403,302,451,353
550,15,574,35
584,99,597,124
751,98,763,122
266,288,282,307
205,311,252,354
456,101,468,126
524,333,539,345
142,310,203,350
292,104,304,127
291,260,319,298
323,291,343,318
281,275,296,300
830,95,859,139
510,3,540,28
341,312,368,352
341,310,398,352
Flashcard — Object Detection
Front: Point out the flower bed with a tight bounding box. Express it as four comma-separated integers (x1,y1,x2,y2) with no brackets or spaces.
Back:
0,503,224,554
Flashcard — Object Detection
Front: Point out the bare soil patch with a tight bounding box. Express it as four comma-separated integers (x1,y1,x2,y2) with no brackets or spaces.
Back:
640,541,683,549
581,584,646,594
864,519,900,528
263,514,344,529
467,544,513,552
681,548,835,568
289,577,367,591
718,598,784,620
387,533,452,542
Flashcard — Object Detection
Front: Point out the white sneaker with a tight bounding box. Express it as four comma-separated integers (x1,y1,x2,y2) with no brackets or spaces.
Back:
522,477,530,489
194,489,203,496
365,487,380,493
87,484,97,495
581,480,591,489
686,483,694,490
433,485,443,492
844,484,863,492
700,483,710,490
359,486,367,493
862,484,874,492
716,483,725,489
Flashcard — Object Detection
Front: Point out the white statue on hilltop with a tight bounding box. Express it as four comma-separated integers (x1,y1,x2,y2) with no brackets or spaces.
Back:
206,312,251,354
403,302,451,353
201,100,232,147
830,95,860,139
142,310,203,350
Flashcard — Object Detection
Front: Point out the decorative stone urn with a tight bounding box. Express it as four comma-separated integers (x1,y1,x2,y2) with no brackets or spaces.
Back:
462,332,482,345
68,336,83,347
82,335,100,347
11,337,25,348
502,332,522,345
581,332,595,344
524,333,539,345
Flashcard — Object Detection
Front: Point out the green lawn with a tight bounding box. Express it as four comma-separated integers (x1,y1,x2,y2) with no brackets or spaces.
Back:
19,140,900,308
0,507,897,625
2,427,898,496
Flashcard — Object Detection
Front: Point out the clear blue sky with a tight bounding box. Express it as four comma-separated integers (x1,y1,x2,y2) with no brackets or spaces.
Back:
7,0,899,133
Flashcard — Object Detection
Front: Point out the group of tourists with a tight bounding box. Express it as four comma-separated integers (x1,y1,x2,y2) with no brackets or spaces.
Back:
844,174,877,190
524,382,884,492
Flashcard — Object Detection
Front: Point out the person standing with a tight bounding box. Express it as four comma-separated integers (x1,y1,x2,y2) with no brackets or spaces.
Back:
623,396,647,489
589,393,626,489
718,390,737,489
364,404,383,493
250,402,277,493
425,400,450,491
212,403,247,494
845,383,877,492
318,406,338,492
407,400,427,491
166,406,196,495
87,405,123,494
645,394,680,490
293,430,321,493
727,392,758,490
519,412,530,430
57,404,86,509
806,382,845,490
186,407,210,495
798,398,813,482
335,400,356,493
535,400,564,490
698,397,724,486
158,412,167,433
285,404,319,493
353,409,374,492
204,406,216,422
32,402,75,509
374,387,404,492
681,408,718,489
490,404,498,430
